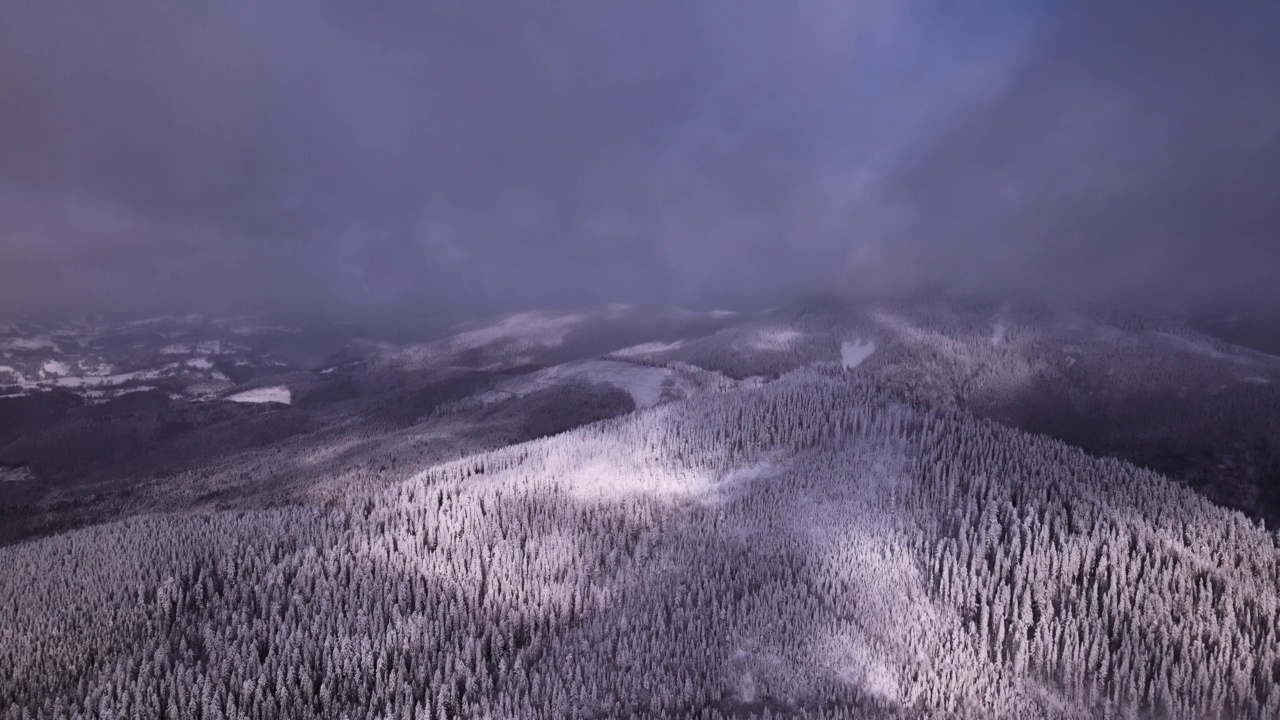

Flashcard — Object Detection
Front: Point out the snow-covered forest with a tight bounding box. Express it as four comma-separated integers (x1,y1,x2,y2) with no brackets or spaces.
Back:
3,362,1278,719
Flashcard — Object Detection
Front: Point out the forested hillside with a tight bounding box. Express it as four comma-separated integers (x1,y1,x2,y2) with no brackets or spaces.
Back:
634,299,1280,522
4,366,1277,719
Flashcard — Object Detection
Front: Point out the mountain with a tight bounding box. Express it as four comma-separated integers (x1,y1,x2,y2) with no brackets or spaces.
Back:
1,299,1278,718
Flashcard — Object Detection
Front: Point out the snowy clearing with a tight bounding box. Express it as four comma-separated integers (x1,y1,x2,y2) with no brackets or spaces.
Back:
225,386,292,405
841,339,876,370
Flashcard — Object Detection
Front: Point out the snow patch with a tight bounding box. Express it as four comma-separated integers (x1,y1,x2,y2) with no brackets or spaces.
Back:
186,357,214,370
841,339,876,370
41,360,70,376
225,386,291,404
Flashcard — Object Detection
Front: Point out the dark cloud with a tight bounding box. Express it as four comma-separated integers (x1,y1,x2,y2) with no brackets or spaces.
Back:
1,1,1276,318
873,1,1280,316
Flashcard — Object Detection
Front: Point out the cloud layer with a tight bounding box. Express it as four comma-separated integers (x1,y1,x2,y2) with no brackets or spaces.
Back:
2,1,1277,318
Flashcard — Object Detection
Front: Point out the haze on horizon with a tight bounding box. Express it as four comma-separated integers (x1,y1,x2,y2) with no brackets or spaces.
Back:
2,1,1278,320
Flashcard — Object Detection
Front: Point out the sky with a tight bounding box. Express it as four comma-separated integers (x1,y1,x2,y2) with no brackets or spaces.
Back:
1,1,1278,320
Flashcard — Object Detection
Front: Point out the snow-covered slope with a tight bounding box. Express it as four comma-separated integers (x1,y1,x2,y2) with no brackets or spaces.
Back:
225,386,292,405
3,368,1278,718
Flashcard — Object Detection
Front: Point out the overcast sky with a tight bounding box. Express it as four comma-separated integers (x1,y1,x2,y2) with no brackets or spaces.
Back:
2,1,1278,319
